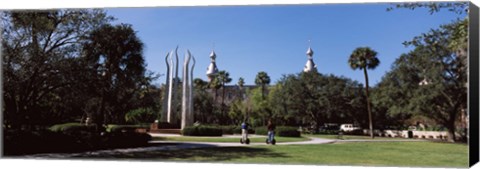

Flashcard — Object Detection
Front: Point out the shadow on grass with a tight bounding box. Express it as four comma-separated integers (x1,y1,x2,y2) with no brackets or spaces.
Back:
71,143,289,162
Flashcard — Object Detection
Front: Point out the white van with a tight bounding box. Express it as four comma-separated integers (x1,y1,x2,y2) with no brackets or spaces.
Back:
340,124,361,132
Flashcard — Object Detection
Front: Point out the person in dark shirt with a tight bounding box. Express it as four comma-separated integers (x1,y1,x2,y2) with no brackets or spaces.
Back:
267,119,276,143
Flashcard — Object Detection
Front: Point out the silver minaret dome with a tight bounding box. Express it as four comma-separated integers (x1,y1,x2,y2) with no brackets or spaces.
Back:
303,46,317,72
306,47,314,57
206,50,219,80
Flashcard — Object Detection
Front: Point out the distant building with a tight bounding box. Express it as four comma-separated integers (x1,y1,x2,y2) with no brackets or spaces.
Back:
206,85,259,104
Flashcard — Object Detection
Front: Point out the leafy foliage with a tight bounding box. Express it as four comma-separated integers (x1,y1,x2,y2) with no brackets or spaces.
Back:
386,2,469,15
374,20,467,142
49,122,97,133
181,125,223,136
2,10,114,128
125,108,158,124
254,126,300,137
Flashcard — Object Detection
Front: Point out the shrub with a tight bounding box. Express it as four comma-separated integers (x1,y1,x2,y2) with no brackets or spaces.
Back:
157,122,180,129
4,129,82,155
182,125,223,136
254,126,300,137
5,124,153,155
318,130,339,135
49,123,97,134
106,124,148,133
343,129,365,135
103,132,152,148
215,125,255,135
276,126,301,137
254,127,268,135
125,108,158,124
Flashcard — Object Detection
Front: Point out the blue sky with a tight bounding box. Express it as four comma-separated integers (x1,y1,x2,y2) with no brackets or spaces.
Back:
106,3,464,86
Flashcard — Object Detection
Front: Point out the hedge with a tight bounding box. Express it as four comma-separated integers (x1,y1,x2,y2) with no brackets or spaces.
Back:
254,126,301,137
182,125,223,136
342,129,365,135
106,124,146,133
5,124,152,156
49,123,97,133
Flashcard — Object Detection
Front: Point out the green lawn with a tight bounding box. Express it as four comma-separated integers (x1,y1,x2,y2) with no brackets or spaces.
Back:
79,141,468,168
307,134,410,140
152,136,310,143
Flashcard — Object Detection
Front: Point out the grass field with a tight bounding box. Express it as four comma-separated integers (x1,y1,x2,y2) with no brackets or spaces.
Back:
152,136,310,143
79,141,468,167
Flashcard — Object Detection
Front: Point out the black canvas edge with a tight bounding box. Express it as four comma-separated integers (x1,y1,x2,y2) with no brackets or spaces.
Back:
469,1,479,167
0,10,4,158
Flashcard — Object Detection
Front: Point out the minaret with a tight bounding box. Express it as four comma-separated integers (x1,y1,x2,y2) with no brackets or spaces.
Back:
206,50,219,81
303,42,317,72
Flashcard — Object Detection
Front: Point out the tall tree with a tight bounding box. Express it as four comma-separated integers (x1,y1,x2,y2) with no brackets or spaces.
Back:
82,23,147,125
255,71,271,100
217,70,232,117
385,1,468,142
378,20,467,142
2,10,113,128
348,47,380,138
237,77,245,97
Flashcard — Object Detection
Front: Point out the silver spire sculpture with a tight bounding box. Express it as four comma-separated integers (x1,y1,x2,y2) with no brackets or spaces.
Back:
163,46,180,123
161,46,196,129
181,50,195,129
160,52,171,122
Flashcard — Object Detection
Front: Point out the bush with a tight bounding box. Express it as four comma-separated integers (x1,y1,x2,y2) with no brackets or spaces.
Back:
217,125,236,134
102,132,152,148
182,125,223,136
4,129,83,155
318,130,339,135
276,126,301,137
49,123,97,134
254,127,268,135
125,108,158,124
157,122,180,129
254,126,300,137
343,129,365,135
5,123,153,156
106,124,142,133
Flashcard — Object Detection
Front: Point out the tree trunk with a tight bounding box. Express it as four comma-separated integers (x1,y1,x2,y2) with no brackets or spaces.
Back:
446,116,457,142
363,68,374,139
222,83,226,123
261,85,265,100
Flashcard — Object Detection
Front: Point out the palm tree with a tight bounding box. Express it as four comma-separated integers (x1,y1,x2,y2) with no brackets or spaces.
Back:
237,77,245,99
218,71,232,100
217,71,232,117
348,47,380,139
255,71,271,100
